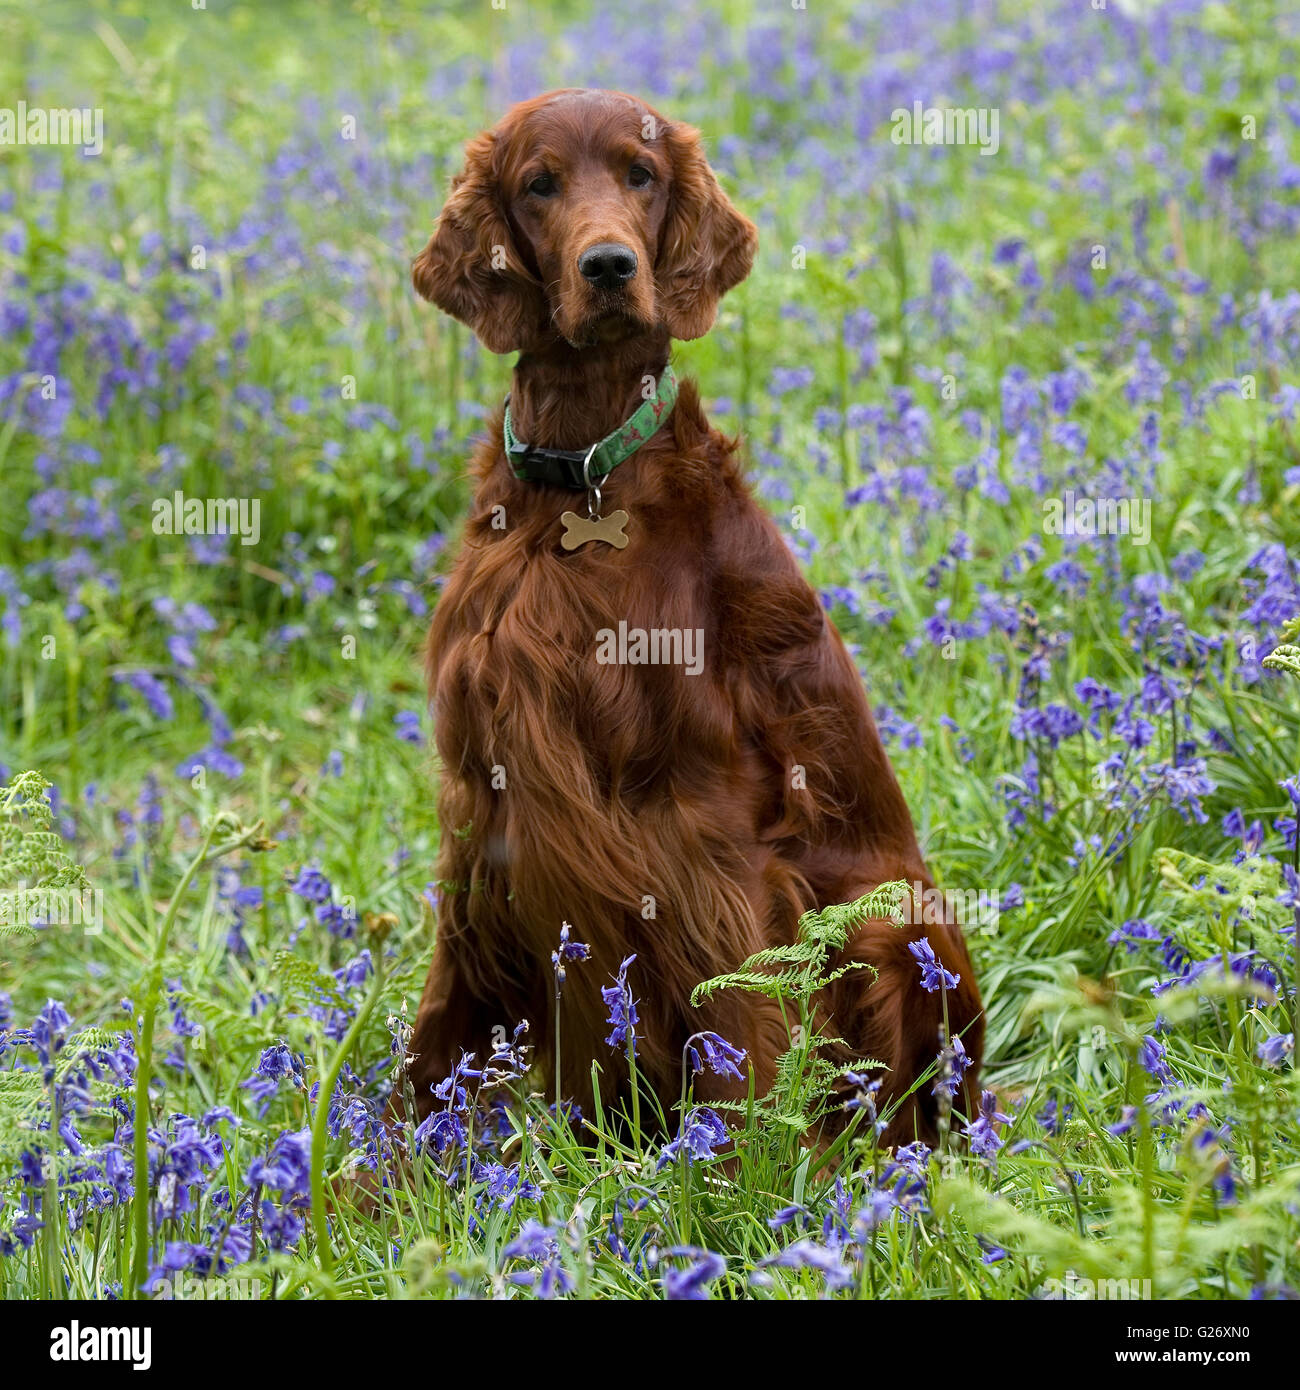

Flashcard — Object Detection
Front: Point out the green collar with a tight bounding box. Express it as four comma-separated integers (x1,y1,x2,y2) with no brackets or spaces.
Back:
503,364,678,490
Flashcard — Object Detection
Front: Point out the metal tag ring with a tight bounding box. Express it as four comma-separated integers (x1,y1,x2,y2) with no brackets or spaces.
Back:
583,443,601,518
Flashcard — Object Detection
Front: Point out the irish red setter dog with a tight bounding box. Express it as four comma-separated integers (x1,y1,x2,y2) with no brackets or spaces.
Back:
403,88,982,1146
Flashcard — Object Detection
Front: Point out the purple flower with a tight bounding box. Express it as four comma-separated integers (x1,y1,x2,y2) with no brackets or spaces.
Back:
768,366,814,395
1107,1105,1139,1136
933,1034,973,1100
657,1107,729,1169
602,955,640,1056
840,1071,883,1130
503,1220,573,1299
1139,1035,1173,1084
394,710,423,744
908,937,961,993
757,1239,854,1293
551,922,590,986
1109,918,1159,954
662,1246,725,1300
412,1107,468,1156
288,863,333,904
115,671,174,721
966,1090,1012,1161
1036,1097,1071,1136
241,1047,302,1114
247,1128,311,1199
685,1031,747,1082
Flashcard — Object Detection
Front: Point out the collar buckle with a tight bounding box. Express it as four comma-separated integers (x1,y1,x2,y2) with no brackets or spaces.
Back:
505,363,677,491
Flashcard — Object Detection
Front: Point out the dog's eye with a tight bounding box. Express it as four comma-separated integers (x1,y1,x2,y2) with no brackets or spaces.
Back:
527,173,556,198
628,164,653,188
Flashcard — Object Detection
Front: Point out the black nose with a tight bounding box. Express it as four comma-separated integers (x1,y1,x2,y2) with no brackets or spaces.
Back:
578,242,638,289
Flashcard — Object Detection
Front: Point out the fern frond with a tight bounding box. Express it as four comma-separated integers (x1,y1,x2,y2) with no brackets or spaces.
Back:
795,882,907,951
820,960,878,988
0,769,93,895
688,884,912,1146
1262,642,1300,678
0,1069,45,1115
273,950,348,1009
171,990,272,1051
691,967,806,1007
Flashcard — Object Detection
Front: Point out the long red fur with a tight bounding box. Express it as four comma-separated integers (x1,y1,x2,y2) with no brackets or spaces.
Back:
401,90,983,1146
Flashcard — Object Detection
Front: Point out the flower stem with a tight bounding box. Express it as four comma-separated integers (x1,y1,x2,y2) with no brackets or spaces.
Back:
129,814,227,1298
310,947,387,1281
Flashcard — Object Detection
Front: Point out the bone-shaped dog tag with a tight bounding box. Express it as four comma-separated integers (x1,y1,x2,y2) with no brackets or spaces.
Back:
560,509,630,550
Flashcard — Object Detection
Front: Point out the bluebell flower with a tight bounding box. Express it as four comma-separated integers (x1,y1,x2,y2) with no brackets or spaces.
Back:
933,1034,973,1100
602,955,640,1055
247,1128,311,1204
1107,1105,1139,1136
1036,1097,1071,1136
1257,1033,1294,1068
662,1246,725,1300
908,936,961,993
241,1043,304,1113
1139,1034,1173,1084
854,1186,899,1235
1193,1126,1237,1205
474,1161,541,1214
756,1238,853,1293
607,1191,653,1265
966,1091,1012,1161
433,1051,483,1109
413,1107,468,1156
482,1021,531,1086
840,1070,885,1133
503,1220,573,1299
657,1107,729,1170
891,1142,933,1179
394,710,423,744
288,863,333,904
1109,918,1160,954
685,1031,747,1082
551,921,590,986
115,670,174,721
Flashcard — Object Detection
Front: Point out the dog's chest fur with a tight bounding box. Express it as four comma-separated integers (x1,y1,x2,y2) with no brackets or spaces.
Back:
432,452,731,808
423,427,796,991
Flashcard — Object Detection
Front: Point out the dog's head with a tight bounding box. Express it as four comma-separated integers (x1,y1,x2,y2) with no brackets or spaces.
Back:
414,89,757,353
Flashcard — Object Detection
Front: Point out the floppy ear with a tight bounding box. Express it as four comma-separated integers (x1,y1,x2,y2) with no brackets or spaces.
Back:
656,122,758,341
412,132,542,354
